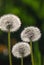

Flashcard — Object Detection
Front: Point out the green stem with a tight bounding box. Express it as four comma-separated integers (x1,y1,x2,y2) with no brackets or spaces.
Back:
30,40,34,65
8,30,12,65
21,56,23,65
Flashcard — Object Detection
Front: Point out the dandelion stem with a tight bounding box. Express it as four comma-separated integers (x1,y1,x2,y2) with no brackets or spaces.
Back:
30,40,34,65
21,56,23,65
8,29,12,65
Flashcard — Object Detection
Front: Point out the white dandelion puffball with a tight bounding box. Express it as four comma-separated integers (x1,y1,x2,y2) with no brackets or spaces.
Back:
21,26,41,42
0,14,21,32
12,42,31,58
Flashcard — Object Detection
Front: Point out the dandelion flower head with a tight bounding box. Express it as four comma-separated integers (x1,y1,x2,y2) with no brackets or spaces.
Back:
12,42,31,58
21,26,41,42
0,14,21,32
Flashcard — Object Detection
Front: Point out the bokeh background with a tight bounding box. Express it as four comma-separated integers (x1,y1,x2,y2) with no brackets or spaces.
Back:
0,0,44,65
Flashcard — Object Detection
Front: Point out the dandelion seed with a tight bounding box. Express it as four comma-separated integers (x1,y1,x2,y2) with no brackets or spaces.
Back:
21,26,41,42
0,14,21,32
12,42,31,58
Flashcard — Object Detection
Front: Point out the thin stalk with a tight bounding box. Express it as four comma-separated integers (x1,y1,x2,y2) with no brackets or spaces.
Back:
21,56,23,65
8,29,12,65
30,40,34,65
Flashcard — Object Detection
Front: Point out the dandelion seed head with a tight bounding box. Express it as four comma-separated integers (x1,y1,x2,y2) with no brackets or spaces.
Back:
21,26,41,42
12,42,31,58
0,14,21,32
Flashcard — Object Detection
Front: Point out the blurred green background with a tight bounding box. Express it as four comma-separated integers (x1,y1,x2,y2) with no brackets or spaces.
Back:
0,0,44,65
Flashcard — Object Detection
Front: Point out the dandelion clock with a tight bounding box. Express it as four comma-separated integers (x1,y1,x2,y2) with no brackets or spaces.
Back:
0,14,21,65
0,14,21,32
12,42,31,65
21,26,41,65
21,26,41,42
